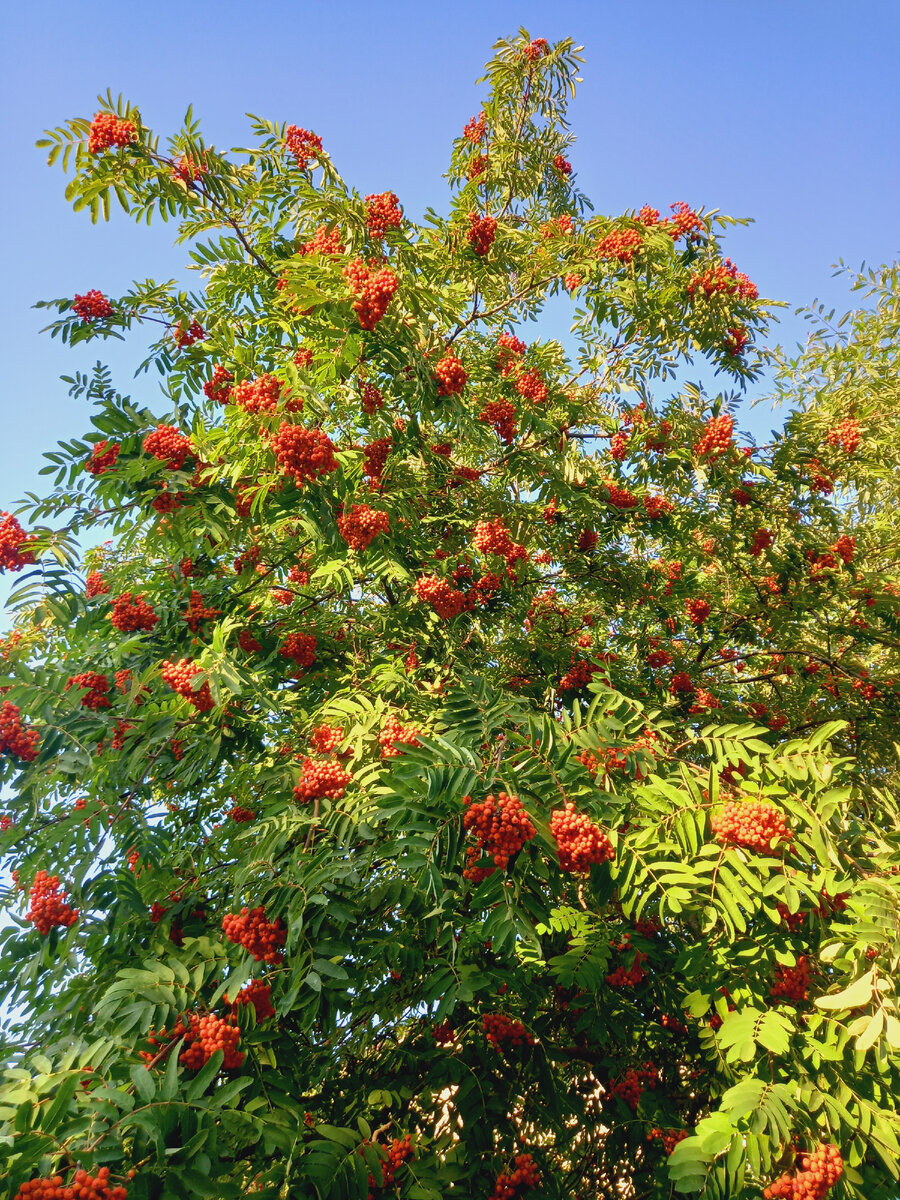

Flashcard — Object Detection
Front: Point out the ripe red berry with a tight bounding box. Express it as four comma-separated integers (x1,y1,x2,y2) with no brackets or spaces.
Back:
73,290,114,322
87,111,137,154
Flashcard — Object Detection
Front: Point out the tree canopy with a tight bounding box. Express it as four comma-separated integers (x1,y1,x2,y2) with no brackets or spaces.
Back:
1,30,899,1200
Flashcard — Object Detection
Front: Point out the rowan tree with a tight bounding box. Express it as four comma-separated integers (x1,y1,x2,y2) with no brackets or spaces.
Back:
1,30,899,1200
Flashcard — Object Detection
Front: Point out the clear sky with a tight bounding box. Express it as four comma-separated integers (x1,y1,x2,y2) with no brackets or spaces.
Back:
0,0,898,513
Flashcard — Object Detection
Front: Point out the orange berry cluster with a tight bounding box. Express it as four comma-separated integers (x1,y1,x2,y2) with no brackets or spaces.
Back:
694,414,734,459
725,325,750,355
687,259,758,301
0,512,37,572
271,422,338,484
665,201,704,238
612,1063,659,1109
832,534,855,563
602,478,639,509
466,213,497,255
279,631,316,668
183,590,220,632
514,368,548,404
0,700,40,761
203,364,233,404
489,1153,541,1200
85,572,108,598
338,504,390,550
363,436,393,482
301,224,345,256
463,111,487,142
231,373,286,415
294,346,314,369
377,1135,414,1191
825,418,860,454
711,801,792,854
26,871,79,934
311,724,344,754
222,906,286,964
463,793,536,880
284,125,322,170
643,494,674,518
173,318,205,348
750,528,774,557
294,757,352,802
769,955,811,1004
550,802,614,872
434,353,468,396
483,1012,534,1049
365,192,403,239
110,592,158,633
497,332,527,373
66,672,110,709
87,111,137,154
479,399,518,444
142,424,192,469
648,1128,688,1155
360,381,384,413
343,258,399,330
233,978,276,1020
473,518,527,566
15,1167,128,1200
606,949,647,988
160,658,214,711
84,439,120,475
73,290,114,322
557,659,599,692
552,154,572,175
764,1144,843,1200
685,597,711,625
597,227,644,263
237,630,262,654
414,575,468,619
179,1012,244,1070
227,803,256,822
379,714,421,758
173,154,206,183
522,37,549,62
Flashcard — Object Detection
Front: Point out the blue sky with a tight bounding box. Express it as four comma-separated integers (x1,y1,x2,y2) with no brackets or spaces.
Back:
0,0,898,512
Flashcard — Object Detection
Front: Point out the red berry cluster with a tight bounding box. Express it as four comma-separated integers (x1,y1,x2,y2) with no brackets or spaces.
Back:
687,258,758,301
497,332,527,374
271,423,338,484
86,572,109,597
606,949,647,988
179,1012,245,1070
183,590,221,632
612,1063,659,1109
643,494,674,518
550,802,614,872
343,258,399,330
73,290,114,322
363,436,393,482
473,518,527,566
434,353,468,395
602,478,639,509
648,1128,688,1156
750,528,774,557
711,801,792,854
666,201,704,239
597,228,644,263
515,369,548,404
231,373,287,415
360,381,384,413
769,955,811,1004
825,418,860,454
694,413,734,459
160,658,214,711
463,111,487,142
478,399,518,444
379,714,421,758
173,318,205,348
110,592,158,632
25,871,79,934
66,672,110,709
84,439,120,475
142,425,192,469
300,224,345,256
522,38,549,62
293,757,352,802
764,1144,843,1200
15,1168,128,1200
462,792,536,880
414,575,468,619
227,803,256,822
725,326,750,356
284,125,323,169
279,631,316,668
222,906,286,964
685,597,711,625
483,1012,535,1049
173,154,206,184
233,978,276,1020
311,724,344,754
489,1153,541,1200
338,504,390,550
237,629,262,654
832,534,856,563
365,192,403,239
0,700,40,761
294,346,314,369
203,365,233,404
552,154,572,175
87,111,137,154
0,512,37,572
466,213,497,255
